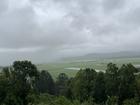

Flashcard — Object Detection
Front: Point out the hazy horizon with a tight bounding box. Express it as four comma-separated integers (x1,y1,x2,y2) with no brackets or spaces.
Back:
0,0,140,65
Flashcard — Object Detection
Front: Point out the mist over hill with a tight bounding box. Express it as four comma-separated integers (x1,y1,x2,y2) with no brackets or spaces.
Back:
62,51,140,61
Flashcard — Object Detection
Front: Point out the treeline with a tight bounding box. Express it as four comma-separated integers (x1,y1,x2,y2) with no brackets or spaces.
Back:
0,61,140,105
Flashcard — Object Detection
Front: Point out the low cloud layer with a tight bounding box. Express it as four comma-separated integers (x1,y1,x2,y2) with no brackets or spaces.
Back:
0,0,140,65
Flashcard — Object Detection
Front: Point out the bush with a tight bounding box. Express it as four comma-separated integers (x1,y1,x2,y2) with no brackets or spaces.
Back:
106,96,118,105
123,98,139,105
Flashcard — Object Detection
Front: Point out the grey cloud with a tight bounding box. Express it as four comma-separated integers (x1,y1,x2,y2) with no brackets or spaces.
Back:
0,0,8,14
102,0,125,12
122,7,140,27
0,0,139,65
0,4,37,48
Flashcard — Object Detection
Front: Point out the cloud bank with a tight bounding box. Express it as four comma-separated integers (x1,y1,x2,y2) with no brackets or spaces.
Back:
0,0,140,65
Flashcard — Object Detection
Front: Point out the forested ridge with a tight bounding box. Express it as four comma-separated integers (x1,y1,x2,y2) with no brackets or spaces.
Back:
0,60,140,105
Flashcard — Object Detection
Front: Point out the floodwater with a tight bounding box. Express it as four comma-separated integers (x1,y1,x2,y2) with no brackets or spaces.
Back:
64,67,80,70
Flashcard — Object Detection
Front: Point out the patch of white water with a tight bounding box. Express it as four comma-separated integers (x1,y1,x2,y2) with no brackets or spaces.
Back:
64,67,81,70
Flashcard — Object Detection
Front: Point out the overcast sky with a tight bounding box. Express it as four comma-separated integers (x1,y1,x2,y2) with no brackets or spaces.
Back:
0,0,140,65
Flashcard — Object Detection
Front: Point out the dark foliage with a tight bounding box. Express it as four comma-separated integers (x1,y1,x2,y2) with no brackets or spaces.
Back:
0,61,140,105
35,70,55,95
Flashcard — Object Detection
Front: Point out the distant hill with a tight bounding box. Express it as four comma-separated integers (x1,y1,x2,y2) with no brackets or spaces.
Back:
62,51,140,61
83,51,140,59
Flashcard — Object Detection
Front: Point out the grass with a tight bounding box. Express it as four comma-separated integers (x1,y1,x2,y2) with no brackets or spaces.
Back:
37,57,140,79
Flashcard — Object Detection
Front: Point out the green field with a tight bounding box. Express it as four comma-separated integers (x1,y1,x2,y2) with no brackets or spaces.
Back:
37,57,140,79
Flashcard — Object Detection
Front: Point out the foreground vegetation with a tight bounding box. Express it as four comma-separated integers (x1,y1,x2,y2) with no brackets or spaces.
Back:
1,60,140,105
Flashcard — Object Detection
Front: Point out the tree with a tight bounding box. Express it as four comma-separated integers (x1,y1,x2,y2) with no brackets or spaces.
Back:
2,67,11,79
105,63,119,96
5,60,39,105
71,68,97,102
13,60,38,80
35,70,55,95
123,98,139,105
118,64,137,104
106,96,118,105
0,74,8,104
64,77,74,99
56,73,69,96
136,75,140,100
93,72,106,103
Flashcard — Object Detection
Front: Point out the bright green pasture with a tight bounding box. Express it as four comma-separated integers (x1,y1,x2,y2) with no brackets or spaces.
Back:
37,57,140,79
